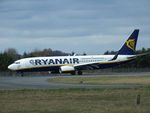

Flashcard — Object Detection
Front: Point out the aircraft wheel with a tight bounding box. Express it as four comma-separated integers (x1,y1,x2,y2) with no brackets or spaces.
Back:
71,71,76,75
20,72,24,77
78,71,82,75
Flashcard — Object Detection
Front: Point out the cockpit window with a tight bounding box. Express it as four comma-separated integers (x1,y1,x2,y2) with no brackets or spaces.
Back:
14,62,20,64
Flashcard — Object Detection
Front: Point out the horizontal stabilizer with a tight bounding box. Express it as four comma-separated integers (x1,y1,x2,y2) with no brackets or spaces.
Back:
128,52,150,59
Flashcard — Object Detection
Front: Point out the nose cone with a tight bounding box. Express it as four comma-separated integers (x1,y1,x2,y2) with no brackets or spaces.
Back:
8,64,15,70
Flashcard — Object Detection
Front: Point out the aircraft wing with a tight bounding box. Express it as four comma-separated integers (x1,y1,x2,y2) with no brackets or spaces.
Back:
74,60,110,70
74,51,121,70
74,62,100,70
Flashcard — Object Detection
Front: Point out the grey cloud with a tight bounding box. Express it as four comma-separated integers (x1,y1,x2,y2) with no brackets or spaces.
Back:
0,0,149,54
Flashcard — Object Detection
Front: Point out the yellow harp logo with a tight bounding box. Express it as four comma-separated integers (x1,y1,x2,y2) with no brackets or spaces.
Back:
126,39,135,51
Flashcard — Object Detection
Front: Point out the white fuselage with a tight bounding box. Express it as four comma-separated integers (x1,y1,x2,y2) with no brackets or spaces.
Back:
8,55,134,73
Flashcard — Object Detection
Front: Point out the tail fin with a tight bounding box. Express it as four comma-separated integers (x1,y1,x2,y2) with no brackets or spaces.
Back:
119,29,139,55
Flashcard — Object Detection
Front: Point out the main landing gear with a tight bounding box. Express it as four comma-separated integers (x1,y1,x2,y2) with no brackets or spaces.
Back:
77,71,83,75
71,71,83,75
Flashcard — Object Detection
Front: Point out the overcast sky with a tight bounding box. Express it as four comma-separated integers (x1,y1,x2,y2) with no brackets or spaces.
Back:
0,0,150,54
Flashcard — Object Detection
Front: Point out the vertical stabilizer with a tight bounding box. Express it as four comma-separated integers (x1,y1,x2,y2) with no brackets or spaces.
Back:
119,29,139,55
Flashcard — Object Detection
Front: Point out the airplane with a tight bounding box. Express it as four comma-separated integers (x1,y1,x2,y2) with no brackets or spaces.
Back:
8,29,145,75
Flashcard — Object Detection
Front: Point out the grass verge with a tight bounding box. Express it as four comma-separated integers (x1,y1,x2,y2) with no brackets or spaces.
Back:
0,88,150,113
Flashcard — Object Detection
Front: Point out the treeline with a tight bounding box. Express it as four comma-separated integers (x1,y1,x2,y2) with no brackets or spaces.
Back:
0,48,69,71
0,48,150,71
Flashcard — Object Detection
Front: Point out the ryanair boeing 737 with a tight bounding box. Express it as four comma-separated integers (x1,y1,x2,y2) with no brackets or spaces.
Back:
8,29,146,75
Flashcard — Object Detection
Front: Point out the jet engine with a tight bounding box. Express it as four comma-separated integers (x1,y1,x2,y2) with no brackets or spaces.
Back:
60,65,75,73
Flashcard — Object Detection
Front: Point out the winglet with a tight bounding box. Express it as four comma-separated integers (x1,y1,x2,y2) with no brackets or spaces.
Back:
109,50,120,61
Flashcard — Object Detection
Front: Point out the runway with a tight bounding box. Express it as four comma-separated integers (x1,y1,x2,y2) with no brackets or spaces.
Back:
0,73,150,90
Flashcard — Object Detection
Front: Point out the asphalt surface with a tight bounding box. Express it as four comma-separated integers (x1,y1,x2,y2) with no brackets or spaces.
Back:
0,73,150,90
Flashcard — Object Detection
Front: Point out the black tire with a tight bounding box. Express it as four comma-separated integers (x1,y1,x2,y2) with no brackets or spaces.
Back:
77,71,82,75
20,72,24,77
71,71,76,75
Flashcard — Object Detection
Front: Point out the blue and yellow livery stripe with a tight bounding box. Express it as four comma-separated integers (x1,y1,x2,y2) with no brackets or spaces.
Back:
15,58,135,72
15,63,75,71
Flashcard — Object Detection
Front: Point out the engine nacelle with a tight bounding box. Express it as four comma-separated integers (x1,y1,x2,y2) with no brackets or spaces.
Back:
60,65,75,73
